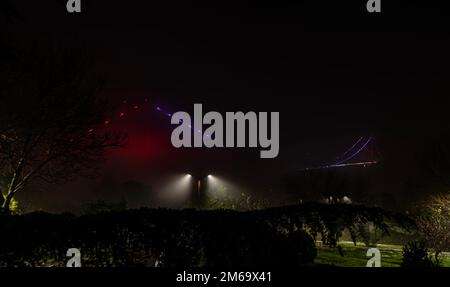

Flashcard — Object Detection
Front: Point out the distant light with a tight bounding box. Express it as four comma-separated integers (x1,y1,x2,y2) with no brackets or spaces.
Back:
119,112,125,117
156,106,161,111
88,128,94,133
342,196,352,204
186,174,192,178
207,174,212,178
104,120,110,125
133,105,139,110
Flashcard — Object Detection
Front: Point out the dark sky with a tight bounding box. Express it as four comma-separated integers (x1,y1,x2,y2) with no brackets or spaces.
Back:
4,1,450,211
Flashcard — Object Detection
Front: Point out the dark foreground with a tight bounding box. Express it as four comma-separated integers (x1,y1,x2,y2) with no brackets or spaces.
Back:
0,203,413,267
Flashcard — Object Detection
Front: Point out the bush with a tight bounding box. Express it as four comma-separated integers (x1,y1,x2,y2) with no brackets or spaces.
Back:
0,203,410,267
284,229,317,265
401,240,437,267
0,209,317,267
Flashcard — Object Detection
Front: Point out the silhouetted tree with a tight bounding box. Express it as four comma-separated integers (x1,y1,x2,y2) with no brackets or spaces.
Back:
0,45,126,211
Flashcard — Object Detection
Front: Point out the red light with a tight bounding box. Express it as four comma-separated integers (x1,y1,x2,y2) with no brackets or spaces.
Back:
88,128,94,133
119,112,125,117
104,120,110,125
133,105,139,110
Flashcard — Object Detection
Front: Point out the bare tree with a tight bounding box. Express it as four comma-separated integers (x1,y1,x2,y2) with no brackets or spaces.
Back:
0,45,126,212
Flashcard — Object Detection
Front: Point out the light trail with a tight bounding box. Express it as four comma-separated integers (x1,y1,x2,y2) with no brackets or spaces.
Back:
153,104,211,137
302,136,376,171
327,160,378,168
106,97,378,171
303,160,378,171
336,137,363,160
332,137,373,166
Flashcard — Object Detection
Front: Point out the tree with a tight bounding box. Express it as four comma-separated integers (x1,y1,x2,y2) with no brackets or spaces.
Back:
415,193,450,263
0,45,126,212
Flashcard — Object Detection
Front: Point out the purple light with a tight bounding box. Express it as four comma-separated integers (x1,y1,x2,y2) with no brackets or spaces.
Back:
333,137,373,166
329,161,378,168
307,136,375,171
337,137,363,160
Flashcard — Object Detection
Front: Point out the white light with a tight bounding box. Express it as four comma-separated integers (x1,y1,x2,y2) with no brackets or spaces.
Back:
207,174,212,178
342,196,352,204
156,174,193,206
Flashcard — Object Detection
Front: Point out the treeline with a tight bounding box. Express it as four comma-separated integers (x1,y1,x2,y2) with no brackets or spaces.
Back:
0,203,413,267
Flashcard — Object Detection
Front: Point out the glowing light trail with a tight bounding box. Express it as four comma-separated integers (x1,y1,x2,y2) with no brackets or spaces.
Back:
327,161,378,168
336,137,363,160
91,97,377,171
302,136,377,171
332,137,373,166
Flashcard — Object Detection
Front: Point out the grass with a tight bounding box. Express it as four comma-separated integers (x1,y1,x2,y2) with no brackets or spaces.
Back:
315,241,450,267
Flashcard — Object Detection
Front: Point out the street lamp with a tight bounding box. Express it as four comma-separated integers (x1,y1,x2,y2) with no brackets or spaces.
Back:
187,173,212,208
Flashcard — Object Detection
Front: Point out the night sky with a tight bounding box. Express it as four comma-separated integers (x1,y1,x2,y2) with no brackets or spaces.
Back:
3,1,450,212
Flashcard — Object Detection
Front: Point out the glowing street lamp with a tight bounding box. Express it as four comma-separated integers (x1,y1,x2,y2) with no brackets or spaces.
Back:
187,173,212,208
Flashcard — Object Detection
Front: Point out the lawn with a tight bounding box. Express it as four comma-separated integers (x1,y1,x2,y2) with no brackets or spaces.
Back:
315,241,450,267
